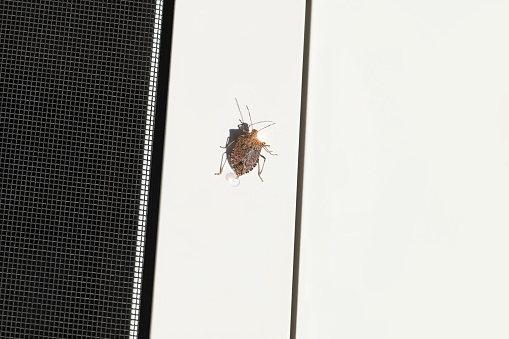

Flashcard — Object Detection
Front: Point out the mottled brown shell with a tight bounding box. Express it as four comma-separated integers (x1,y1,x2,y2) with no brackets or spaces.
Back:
230,130,264,177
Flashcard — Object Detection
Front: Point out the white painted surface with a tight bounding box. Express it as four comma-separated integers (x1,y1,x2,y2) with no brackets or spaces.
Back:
297,1,509,338
151,1,305,338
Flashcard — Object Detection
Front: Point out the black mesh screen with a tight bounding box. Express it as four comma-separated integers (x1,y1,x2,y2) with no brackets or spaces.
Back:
0,1,165,337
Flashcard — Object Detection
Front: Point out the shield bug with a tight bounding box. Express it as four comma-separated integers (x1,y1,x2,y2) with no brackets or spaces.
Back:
215,99,277,182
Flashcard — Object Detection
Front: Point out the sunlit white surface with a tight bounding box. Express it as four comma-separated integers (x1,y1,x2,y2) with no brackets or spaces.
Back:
151,1,305,338
297,1,509,338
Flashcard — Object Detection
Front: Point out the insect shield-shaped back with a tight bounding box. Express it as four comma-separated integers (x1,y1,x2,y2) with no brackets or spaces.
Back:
214,100,277,184
230,129,264,177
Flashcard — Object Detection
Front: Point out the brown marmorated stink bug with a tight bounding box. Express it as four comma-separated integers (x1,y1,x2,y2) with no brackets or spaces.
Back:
214,99,277,183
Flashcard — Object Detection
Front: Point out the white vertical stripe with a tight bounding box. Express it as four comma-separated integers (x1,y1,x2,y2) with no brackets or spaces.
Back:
130,1,163,338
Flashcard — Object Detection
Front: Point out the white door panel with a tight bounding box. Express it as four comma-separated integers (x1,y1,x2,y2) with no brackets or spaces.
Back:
151,1,306,338
298,1,509,338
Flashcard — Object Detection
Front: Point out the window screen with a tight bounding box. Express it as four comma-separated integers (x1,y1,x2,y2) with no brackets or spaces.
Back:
0,1,167,337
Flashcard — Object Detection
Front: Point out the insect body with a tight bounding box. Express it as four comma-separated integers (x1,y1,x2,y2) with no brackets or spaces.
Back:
230,129,269,180
215,99,276,182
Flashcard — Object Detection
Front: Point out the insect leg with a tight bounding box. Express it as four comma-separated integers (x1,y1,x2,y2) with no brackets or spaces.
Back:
263,145,278,156
257,154,267,182
220,139,235,150
214,152,228,176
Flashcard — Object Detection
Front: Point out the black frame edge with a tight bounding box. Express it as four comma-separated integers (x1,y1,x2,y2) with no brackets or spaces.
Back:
138,0,176,338
290,0,312,338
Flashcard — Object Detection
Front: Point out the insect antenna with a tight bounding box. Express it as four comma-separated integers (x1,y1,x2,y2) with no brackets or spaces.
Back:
245,105,254,131
251,120,274,126
235,98,245,124
257,122,276,132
